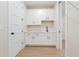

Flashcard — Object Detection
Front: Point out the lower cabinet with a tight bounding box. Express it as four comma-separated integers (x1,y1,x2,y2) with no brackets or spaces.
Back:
25,32,56,46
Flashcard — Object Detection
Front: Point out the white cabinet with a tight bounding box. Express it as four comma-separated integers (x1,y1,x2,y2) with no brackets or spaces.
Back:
25,32,56,46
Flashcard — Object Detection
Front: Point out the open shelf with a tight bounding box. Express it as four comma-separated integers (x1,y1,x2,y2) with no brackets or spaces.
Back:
27,20,54,32
41,20,54,22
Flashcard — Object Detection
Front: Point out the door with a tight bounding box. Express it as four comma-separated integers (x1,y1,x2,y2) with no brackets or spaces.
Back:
65,1,79,56
8,2,24,57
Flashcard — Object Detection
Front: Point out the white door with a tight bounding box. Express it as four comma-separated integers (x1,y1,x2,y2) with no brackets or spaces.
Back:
65,1,79,56
8,2,24,57
9,14,24,57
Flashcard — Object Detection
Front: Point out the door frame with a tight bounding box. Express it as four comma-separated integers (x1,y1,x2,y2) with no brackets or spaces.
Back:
56,1,63,50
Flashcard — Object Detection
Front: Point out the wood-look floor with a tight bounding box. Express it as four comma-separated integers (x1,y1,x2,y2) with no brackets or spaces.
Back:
16,40,65,57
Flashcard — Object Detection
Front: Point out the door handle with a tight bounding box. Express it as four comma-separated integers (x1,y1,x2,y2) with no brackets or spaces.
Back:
11,32,14,35
59,30,60,33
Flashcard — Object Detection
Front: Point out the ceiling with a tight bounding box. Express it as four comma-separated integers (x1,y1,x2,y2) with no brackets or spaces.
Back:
24,1,57,9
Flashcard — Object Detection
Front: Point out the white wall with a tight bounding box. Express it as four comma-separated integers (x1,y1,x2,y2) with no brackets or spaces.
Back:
65,1,79,56
26,9,57,25
0,2,8,56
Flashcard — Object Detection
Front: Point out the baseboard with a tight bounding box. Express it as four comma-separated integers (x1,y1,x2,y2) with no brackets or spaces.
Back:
25,44,56,47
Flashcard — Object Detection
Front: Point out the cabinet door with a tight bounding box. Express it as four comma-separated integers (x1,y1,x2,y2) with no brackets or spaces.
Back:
39,33,56,45
32,33,40,44
39,33,48,44
47,33,56,45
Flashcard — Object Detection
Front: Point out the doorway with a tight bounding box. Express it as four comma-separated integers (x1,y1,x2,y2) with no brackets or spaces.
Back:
16,1,65,57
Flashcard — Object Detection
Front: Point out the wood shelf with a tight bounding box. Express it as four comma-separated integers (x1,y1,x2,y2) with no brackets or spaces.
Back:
41,20,54,22
27,24,41,26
